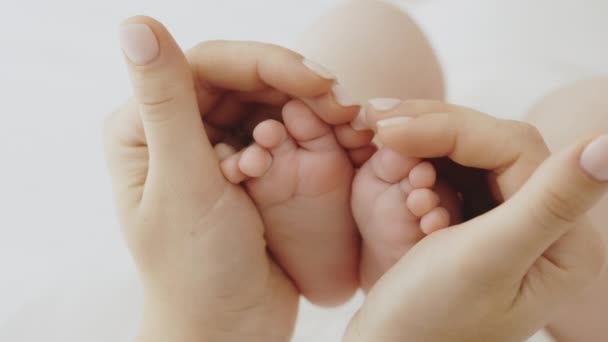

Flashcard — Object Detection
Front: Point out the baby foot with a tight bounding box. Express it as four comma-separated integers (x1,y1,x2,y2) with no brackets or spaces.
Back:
352,148,458,291
220,99,359,306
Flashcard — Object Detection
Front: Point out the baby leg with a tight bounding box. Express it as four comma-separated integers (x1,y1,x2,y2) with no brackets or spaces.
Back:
295,0,444,102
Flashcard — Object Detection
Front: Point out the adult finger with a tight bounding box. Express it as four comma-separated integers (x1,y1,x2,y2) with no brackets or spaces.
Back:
186,40,337,114
373,100,550,198
469,134,608,275
119,16,214,168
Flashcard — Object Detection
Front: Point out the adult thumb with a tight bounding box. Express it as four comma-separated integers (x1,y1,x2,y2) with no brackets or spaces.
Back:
473,134,608,275
119,16,214,171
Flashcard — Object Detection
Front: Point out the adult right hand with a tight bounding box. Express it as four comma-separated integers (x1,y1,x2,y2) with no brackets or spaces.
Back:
345,101,608,342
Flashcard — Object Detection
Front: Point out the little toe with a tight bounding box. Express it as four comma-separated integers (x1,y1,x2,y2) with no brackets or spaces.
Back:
420,207,451,235
407,188,440,217
221,152,247,184
239,144,273,178
409,161,437,189
282,99,339,152
371,148,420,184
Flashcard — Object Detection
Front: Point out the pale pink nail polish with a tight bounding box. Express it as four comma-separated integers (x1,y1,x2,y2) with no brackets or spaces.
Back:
368,98,402,111
376,117,412,129
119,23,160,65
350,108,370,131
333,84,358,107
580,135,608,181
302,58,335,80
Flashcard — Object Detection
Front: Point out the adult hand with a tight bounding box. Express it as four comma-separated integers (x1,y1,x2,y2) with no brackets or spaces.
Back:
104,16,358,342
345,101,608,342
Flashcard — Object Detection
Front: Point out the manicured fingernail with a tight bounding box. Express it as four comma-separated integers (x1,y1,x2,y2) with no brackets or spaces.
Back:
350,108,370,131
119,23,160,65
302,58,335,80
333,84,358,107
368,98,402,111
376,117,412,129
580,135,608,181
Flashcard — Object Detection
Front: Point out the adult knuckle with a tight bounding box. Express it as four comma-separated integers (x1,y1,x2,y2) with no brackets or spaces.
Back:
136,83,195,122
538,185,580,226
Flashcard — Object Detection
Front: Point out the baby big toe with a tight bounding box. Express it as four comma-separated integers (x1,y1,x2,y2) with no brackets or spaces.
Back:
334,123,375,149
282,100,338,152
407,188,440,217
371,148,420,184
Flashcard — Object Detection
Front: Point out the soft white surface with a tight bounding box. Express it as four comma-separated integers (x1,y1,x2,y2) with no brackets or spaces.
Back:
1,0,606,341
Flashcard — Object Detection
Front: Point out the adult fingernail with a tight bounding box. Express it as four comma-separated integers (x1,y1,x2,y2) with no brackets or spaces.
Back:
580,135,608,182
119,23,160,65
369,98,402,111
376,117,412,129
350,108,370,131
302,58,336,80
333,84,358,107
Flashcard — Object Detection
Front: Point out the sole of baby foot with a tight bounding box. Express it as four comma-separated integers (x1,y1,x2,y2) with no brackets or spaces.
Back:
222,100,360,306
353,148,456,291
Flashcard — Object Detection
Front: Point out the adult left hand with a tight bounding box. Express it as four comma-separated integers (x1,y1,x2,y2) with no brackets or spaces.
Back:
345,101,608,342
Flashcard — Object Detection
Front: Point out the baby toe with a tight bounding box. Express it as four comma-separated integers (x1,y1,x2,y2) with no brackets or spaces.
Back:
239,144,272,178
282,99,338,152
409,161,437,189
334,123,375,149
420,207,451,235
221,153,247,184
407,188,440,217
371,148,420,184
253,120,287,149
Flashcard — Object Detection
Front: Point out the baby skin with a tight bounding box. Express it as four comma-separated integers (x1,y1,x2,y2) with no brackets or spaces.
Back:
353,147,459,290
220,98,461,296
218,99,369,306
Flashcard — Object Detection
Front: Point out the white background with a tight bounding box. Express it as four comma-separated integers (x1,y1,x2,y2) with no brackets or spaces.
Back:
0,0,607,340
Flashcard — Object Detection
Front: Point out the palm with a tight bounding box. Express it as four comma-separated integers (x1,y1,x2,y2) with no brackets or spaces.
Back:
108,104,299,338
